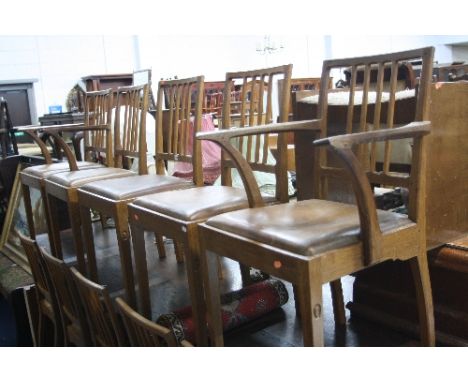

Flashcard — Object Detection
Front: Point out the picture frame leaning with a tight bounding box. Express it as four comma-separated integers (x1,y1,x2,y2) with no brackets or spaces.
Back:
0,163,48,273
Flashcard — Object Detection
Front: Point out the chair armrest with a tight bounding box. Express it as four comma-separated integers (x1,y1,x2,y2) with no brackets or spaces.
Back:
313,121,431,265
197,119,321,207
314,121,431,148
46,131,80,171
197,119,320,141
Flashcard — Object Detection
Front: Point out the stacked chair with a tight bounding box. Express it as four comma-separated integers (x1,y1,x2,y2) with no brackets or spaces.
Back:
198,47,436,346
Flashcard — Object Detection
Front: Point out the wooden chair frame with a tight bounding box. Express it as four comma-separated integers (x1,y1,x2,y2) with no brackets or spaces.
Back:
75,77,204,308
115,297,193,347
70,267,127,346
198,47,435,346
43,86,151,275
19,89,114,258
127,65,305,346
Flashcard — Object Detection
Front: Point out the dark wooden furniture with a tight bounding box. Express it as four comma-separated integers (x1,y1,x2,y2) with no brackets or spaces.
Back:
115,297,193,346
198,47,435,346
128,65,296,346
70,267,127,346
82,73,133,92
19,234,63,346
41,249,92,346
76,80,200,308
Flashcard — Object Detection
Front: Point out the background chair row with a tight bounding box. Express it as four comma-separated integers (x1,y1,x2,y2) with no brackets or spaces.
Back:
20,234,191,347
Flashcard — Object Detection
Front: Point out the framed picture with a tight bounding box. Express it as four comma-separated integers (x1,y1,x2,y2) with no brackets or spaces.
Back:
0,163,48,273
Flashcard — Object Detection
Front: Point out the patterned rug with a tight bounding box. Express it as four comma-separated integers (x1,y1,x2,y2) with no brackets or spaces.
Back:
157,279,289,345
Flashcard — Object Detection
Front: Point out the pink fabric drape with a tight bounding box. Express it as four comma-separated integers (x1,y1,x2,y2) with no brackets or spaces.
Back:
172,114,221,184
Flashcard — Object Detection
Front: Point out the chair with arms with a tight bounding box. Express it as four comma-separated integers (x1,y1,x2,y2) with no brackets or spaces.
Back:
75,77,204,308
115,297,193,347
43,85,151,277
41,248,93,346
19,89,114,258
126,64,341,346
19,234,63,346
70,266,127,346
198,47,435,346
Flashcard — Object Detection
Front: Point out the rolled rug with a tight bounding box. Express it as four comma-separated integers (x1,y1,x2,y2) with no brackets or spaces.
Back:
157,278,289,345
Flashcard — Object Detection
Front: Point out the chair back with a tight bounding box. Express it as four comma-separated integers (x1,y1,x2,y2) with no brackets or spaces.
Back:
220,64,293,203
19,234,63,345
82,88,114,165
113,84,150,174
70,267,126,346
155,76,205,186
301,47,434,218
115,297,193,347
41,249,92,346
19,234,53,306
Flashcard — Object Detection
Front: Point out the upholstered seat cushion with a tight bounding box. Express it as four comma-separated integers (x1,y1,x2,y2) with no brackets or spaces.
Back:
78,174,193,200
21,161,104,178
131,186,275,221
205,199,415,256
46,167,134,188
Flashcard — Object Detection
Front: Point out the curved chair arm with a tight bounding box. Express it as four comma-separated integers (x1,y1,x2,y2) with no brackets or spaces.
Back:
46,131,80,171
314,121,431,265
22,130,54,164
197,119,321,208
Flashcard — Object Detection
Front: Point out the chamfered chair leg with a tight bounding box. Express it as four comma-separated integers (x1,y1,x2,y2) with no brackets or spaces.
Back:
79,205,98,281
185,225,209,346
40,186,60,258
21,183,36,239
114,208,137,308
45,193,64,260
330,279,347,326
154,233,166,259
200,245,224,346
67,201,87,273
131,221,151,317
174,241,185,263
297,261,324,347
410,253,436,346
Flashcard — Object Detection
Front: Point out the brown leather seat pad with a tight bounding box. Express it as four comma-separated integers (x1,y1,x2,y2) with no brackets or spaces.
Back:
132,186,275,221
205,199,414,256
46,167,134,187
21,161,104,178
79,174,193,200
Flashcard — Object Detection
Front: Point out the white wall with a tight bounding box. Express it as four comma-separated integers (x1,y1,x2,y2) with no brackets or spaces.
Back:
0,35,137,122
1,35,468,123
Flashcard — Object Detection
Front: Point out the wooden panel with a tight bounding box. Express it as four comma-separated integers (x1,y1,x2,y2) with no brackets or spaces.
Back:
295,82,468,249
425,82,468,248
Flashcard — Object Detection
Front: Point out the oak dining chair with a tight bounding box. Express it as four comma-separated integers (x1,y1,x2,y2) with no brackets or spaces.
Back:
115,297,193,347
19,234,63,346
75,77,204,308
43,85,151,277
19,89,114,258
41,248,93,346
198,47,436,346
70,267,127,346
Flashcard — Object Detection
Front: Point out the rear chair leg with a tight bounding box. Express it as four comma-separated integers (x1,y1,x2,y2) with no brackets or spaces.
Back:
410,253,435,346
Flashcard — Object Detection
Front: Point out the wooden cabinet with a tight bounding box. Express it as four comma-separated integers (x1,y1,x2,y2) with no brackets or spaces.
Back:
81,73,133,92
